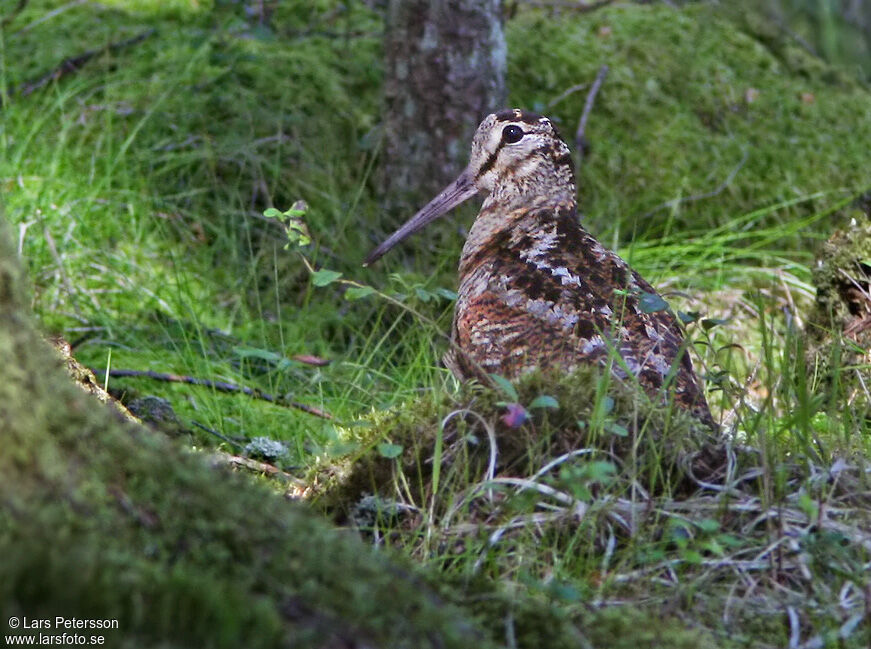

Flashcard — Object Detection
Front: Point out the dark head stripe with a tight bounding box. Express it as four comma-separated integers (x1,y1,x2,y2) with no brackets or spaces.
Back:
478,140,506,178
478,119,528,178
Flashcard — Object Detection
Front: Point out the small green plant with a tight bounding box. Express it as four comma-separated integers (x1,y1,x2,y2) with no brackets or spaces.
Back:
488,373,560,428
264,202,458,356
263,201,313,248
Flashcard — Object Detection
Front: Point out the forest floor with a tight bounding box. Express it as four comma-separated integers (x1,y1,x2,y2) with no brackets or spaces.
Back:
3,1,871,647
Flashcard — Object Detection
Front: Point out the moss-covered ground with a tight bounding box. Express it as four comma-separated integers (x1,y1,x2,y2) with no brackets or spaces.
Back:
2,1,871,647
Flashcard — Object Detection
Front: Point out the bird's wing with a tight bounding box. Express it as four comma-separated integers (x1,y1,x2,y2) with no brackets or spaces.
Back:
453,203,712,425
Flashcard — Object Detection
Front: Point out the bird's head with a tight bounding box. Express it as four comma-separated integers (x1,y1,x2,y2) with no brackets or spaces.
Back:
364,109,575,266
468,109,575,196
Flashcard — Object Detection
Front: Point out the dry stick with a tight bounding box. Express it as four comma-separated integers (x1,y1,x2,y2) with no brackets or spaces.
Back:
193,424,305,485
15,28,156,98
214,452,306,487
196,424,308,491
640,150,749,218
190,420,244,448
575,64,609,166
92,368,334,421
546,82,587,111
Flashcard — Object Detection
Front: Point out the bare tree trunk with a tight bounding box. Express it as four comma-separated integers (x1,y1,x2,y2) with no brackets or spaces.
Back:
381,0,506,217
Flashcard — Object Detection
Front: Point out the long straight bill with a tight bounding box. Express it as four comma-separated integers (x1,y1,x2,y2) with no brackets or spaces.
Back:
363,169,478,266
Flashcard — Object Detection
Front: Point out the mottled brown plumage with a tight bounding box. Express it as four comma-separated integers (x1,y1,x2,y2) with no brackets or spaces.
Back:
366,108,715,429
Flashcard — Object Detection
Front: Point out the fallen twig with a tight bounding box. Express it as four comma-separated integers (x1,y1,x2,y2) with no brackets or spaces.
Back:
575,64,609,165
641,150,749,218
14,28,156,98
546,82,587,110
92,368,334,420
191,420,244,448
213,451,305,486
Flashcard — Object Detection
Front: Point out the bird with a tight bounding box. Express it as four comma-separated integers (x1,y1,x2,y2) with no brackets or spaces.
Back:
365,108,716,429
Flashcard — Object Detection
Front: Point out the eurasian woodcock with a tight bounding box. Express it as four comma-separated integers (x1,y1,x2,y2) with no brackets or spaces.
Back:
366,109,715,429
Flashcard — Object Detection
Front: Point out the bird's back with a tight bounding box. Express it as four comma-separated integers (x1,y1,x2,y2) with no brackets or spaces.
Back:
447,198,715,428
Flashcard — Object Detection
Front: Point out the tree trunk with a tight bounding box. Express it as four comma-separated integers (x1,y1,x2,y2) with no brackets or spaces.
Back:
381,0,506,217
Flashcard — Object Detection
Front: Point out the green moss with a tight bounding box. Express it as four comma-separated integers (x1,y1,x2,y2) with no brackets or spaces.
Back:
508,4,871,241
439,572,726,649
579,607,720,649
313,366,718,518
804,201,871,418
3,0,383,330
5,5,871,646
0,220,496,648
2,210,741,649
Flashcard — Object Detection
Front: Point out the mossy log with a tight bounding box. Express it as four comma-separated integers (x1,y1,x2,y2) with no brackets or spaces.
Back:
0,217,493,648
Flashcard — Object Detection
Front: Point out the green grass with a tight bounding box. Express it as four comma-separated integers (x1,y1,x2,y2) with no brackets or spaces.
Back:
2,1,871,647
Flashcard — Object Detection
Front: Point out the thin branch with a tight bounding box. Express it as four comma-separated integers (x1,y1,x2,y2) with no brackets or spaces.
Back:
546,82,587,111
13,28,156,98
92,368,334,420
575,64,609,165
191,420,244,448
640,150,749,218
213,451,306,487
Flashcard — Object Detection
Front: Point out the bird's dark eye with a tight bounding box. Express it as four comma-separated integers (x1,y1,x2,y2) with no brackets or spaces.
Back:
502,124,524,144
